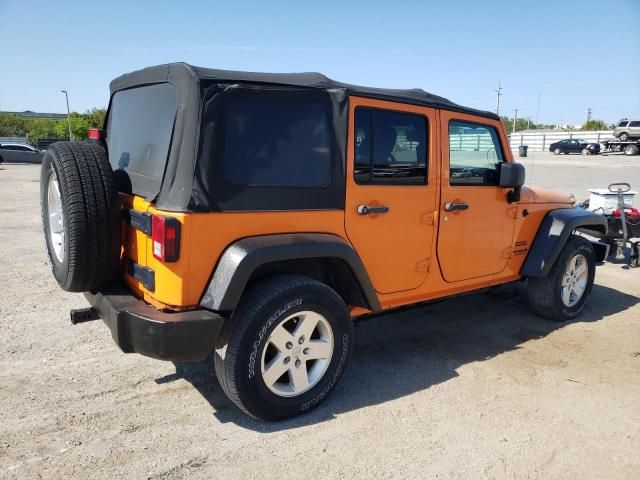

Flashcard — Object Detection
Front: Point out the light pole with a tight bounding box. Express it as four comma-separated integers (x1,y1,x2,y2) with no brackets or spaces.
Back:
512,108,518,134
494,81,503,116
61,90,73,141
526,117,532,130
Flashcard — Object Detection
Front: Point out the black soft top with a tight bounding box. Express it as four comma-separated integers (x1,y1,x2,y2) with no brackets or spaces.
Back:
110,62,498,120
107,63,500,212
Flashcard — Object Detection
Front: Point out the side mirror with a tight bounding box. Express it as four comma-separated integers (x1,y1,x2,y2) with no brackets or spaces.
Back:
499,162,525,203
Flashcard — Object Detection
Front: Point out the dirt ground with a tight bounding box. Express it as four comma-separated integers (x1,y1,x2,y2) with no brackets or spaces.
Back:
1,159,639,480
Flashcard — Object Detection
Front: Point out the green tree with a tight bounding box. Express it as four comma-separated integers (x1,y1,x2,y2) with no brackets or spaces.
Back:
1,108,107,146
582,119,607,131
501,116,539,133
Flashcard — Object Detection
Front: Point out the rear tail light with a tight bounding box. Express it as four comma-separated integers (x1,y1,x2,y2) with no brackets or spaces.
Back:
152,215,180,262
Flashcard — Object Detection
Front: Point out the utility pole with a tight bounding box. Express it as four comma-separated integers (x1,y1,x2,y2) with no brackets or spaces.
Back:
586,107,592,123
526,117,532,130
494,81,503,116
61,90,73,141
512,108,518,134
535,93,541,123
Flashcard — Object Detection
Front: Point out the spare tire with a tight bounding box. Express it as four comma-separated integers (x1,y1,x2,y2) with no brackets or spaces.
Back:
40,141,121,292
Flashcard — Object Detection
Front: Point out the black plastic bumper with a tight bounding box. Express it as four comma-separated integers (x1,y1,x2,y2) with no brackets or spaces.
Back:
82,286,225,362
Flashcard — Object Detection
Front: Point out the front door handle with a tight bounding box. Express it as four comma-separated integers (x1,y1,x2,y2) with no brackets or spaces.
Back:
444,202,469,212
357,204,389,215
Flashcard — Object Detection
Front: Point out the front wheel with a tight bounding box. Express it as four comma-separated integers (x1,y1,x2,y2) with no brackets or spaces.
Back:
527,236,596,322
581,148,589,155
619,132,629,141
554,148,561,155
214,275,353,420
624,144,639,156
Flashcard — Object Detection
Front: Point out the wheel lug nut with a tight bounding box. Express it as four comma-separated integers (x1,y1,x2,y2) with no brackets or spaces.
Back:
298,336,305,344
286,342,293,349
303,347,310,355
295,359,301,367
284,356,290,364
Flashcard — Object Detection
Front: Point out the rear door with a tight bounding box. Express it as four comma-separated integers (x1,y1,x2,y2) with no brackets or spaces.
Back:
437,110,516,282
345,97,438,294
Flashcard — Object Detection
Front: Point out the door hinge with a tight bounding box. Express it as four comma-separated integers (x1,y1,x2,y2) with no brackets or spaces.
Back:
416,258,430,272
507,206,519,219
501,247,512,259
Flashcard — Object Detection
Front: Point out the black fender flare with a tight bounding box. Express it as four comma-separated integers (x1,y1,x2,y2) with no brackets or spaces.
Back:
199,233,381,312
521,208,607,277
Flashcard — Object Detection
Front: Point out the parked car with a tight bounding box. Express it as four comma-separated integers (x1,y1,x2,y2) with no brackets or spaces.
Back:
548,139,601,155
40,63,607,420
0,143,44,163
613,120,640,141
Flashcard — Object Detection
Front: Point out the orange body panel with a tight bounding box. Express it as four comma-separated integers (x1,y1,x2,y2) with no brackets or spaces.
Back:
119,97,570,315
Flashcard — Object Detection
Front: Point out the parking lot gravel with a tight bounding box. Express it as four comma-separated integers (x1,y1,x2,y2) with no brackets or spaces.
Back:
1,158,639,479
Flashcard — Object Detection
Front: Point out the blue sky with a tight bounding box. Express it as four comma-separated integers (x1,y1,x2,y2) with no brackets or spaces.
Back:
1,0,638,125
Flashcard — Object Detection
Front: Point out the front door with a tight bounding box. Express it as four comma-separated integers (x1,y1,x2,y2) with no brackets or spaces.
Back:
437,110,517,282
345,97,438,294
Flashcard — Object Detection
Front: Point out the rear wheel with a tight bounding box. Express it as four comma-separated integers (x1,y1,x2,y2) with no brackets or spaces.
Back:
214,275,353,420
40,141,121,292
624,144,639,156
527,236,596,321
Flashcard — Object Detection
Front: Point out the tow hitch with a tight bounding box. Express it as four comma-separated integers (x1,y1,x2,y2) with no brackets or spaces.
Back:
70,307,100,325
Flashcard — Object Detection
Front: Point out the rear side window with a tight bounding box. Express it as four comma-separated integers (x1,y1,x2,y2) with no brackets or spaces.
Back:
449,121,504,186
106,83,177,199
222,93,331,187
354,107,427,185
629,121,640,127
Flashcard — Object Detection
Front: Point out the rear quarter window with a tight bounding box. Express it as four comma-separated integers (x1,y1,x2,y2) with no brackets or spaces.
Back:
106,83,178,199
222,93,331,187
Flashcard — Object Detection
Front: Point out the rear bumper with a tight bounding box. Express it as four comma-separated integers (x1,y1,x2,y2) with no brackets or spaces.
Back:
83,286,225,362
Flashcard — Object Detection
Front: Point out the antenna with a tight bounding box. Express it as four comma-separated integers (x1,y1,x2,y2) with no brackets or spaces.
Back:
494,81,503,116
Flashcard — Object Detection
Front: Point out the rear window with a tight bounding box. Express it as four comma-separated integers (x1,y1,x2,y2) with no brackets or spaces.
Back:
106,83,177,199
222,93,331,187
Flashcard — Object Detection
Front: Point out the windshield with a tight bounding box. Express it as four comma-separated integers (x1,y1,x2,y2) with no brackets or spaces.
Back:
106,83,177,200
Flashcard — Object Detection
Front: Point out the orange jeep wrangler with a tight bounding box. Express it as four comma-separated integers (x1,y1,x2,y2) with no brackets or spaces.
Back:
41,63,608,420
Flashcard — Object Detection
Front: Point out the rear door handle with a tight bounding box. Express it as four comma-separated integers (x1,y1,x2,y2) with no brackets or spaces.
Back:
444,202,469,212
357,204,389,215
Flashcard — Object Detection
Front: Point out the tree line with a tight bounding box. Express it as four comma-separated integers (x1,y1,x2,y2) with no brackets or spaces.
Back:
0,109,106,146
501,116,609,133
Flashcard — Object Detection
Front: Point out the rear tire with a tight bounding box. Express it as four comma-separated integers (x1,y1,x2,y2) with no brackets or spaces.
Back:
40,141,121,292
214,274,353,420
527,236,596,322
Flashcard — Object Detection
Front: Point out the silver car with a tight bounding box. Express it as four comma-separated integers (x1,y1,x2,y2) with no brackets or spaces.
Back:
0,143,44,163
614,120,640,141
